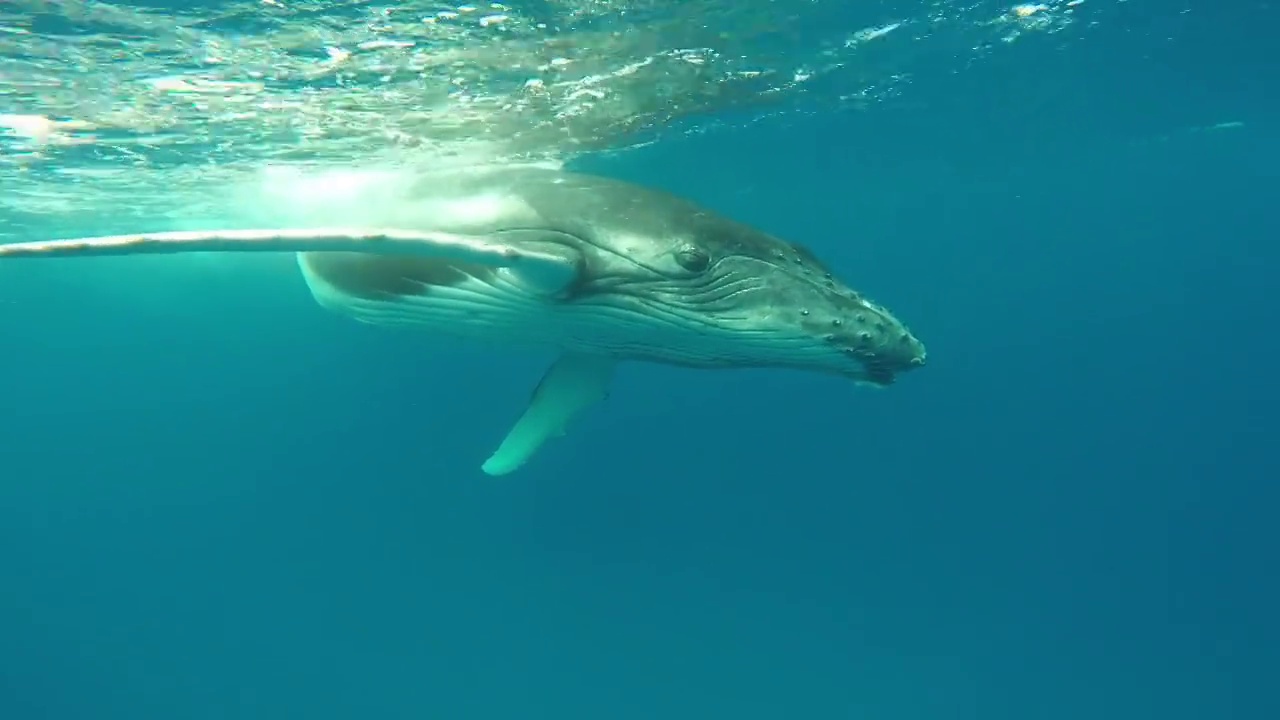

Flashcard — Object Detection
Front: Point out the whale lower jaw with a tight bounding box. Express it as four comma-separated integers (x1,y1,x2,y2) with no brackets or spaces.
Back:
298,255,832,371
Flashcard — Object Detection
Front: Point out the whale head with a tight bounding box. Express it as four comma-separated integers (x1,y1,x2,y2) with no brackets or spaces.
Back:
563,211,927,385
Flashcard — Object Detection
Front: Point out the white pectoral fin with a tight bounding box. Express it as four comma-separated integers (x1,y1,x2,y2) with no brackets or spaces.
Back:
481,353,617,477
0,227,580,295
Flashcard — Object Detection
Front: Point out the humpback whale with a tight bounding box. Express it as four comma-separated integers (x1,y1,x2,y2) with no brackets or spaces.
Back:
0,165,926,475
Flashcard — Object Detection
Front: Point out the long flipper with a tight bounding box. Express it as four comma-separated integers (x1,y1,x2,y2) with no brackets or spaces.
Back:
482,353,617,476
1,227,602,472
0,227,580,294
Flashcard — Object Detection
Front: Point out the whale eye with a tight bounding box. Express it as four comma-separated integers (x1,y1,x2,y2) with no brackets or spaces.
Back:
674,245,711,273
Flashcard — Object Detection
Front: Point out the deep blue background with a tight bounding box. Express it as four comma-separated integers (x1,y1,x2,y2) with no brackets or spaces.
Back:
2,1,1277,718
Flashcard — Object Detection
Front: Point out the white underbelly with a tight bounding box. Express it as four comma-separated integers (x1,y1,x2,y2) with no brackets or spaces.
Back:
296,253,828,369
297,254,688,359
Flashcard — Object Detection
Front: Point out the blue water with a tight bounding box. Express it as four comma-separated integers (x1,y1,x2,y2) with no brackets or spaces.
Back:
2,1,1277,718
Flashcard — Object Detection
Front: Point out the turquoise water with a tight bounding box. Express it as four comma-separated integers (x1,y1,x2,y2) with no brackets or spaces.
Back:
1,1,1276,718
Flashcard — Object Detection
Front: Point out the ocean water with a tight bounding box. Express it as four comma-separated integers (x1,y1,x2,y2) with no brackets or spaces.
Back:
1,1,1276,718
